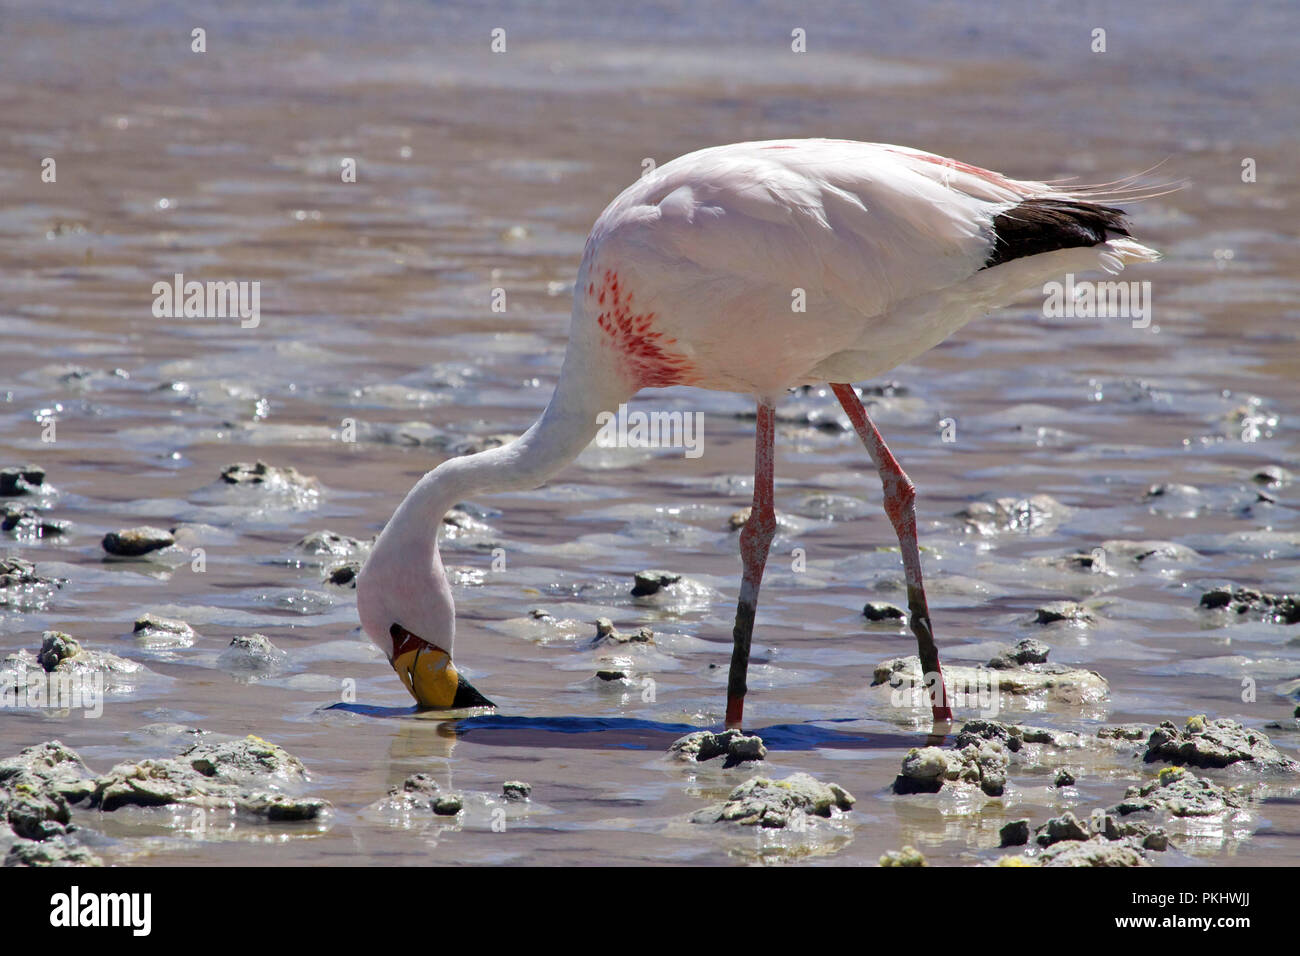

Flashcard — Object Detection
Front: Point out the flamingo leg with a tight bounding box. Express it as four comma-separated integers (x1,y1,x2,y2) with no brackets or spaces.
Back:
830,383,953,722
725,400,776,730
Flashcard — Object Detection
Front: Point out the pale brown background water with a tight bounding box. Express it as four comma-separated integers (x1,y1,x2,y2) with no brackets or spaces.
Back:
1,0,1298,865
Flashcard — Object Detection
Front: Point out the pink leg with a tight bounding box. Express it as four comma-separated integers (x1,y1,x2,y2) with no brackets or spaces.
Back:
725,401,776,730
831,383,953,722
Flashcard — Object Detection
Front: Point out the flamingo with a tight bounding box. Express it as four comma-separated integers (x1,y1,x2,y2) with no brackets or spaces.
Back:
356,138,1160,728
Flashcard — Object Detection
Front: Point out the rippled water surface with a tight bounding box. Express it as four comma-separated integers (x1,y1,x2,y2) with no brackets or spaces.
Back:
2,0,1299,865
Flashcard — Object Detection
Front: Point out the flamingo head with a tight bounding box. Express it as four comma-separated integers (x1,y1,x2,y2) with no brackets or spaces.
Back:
356,541,495,711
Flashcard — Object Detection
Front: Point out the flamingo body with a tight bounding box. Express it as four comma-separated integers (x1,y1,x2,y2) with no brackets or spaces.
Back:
357,139,1159,722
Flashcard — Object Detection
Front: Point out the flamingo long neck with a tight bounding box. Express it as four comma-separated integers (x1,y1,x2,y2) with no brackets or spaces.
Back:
377,354,631,564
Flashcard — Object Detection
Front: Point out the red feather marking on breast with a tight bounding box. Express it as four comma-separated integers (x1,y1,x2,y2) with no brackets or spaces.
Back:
588,269,696,388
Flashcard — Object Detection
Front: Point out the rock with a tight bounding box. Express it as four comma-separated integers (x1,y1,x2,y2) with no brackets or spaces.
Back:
220,460,319,490
1252,465,1293,487
631,569,681,597
1098,724,1149,741
90,756,325,819
0,465,46,497
1144,482,1200,500
1114,766,1247,818
875,653,1109,705
2,504,68,537
0,556,57,595
1033,602,1096,626
894,740,1008,797
987,638,1051,668
879,846,927,867
90,735,324,820
375,774,442,813
102,526,175,557
2,737,327,845
0,557,64,609
954,718,1064,752
434,795,463,815
0,557,41,589
1199,586,1300,625
728,507,751,531
725,735,767,763
1036,811,1089,846
88,759,211,810
3,635,144,699
1057,809,1168,850
1100,539,1200,566
1055,768,1076,788
294,530,370,556
372,775,463,817
1143,716,1300,772
217,633,288,676
324,562,359,588
1037,835,1149,867
969,746,1009,797
37,631,80,671
957,495,1065,534
668,729,766,766
592,618,653,645
896,747,951,791
693,772,855,828
502,781,532,801
0,741,97,806
1019,726,1061,745
1054,551,1108,572
1143,829,1171,851
860,381,908,398
235,792,329,821
440,505,496,538
182,735,308,783
956,719,1024,753
999,819,1030,847
4,839,101,867
863,601,906,622
1,760,75,841
34,631,142,684
132,614,197,648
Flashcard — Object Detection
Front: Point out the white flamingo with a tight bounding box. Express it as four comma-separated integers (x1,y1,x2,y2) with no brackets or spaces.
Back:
357,138,1160,727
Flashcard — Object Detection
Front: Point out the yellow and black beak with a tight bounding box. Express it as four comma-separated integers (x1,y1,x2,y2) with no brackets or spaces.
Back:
389,623,495,710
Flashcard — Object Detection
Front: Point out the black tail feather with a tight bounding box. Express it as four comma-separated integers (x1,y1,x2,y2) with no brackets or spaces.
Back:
983,199,1131,270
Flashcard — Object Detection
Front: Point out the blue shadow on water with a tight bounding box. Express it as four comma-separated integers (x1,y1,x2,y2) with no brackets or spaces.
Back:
325,704,930,751
326,703,424,719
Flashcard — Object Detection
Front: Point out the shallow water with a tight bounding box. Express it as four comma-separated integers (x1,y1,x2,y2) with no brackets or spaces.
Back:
2,0,1299,866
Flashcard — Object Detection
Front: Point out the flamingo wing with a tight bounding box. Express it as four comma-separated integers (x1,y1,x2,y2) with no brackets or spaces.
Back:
578,139,1156,392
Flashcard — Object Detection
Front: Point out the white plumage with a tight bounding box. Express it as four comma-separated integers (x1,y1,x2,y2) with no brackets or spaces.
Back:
357,139,1160,721
572,139,1158,397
